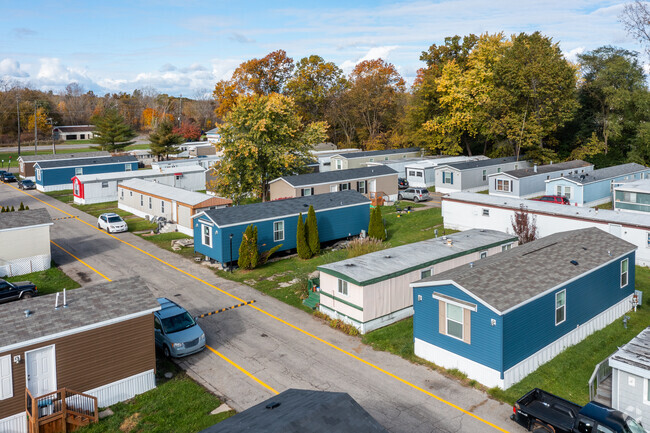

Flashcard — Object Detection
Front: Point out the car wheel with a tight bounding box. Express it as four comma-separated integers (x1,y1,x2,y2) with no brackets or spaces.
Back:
398,194,403,200
97,223,101,229
163,345,171,358
21,293,32,299
413,196,420,203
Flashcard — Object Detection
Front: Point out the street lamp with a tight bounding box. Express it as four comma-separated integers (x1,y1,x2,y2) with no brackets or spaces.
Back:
229,233,234,273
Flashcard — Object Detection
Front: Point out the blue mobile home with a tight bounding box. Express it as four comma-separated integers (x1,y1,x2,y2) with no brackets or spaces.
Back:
411,228,636,389
193,190,371,264
545,163,650,207
34,155,138,192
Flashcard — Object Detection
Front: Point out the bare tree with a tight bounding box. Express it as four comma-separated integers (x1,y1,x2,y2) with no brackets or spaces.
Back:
620,1,650,57
511,204,538,244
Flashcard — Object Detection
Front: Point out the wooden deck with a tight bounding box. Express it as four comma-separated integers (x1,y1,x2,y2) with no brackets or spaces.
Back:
594,375,612,407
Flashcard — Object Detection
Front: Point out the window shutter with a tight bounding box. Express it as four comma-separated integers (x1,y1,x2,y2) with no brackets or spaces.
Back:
0,355,12,400
364,181,367,192
510,181,513,192
438,300,446,334
311,187,314,195
463,309,471,344
301,189,305,197
450,172,453,184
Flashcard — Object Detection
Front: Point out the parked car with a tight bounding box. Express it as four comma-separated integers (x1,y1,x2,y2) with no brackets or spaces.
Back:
97,212,128,233
0,172,17,182
398,188,430,202
511,388,646,433
0,278,37,304
154,297,206,358
531,195,570,205
398,177,409,189
18,179,36,190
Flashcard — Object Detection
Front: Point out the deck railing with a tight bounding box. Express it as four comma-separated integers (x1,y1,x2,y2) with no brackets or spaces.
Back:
26,387,98,433
588,352,615,401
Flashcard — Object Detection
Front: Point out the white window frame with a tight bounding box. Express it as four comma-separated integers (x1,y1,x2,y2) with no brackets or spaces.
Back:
120,189,124,199
555,289,566,326
140,194,143,206
125,164,132,171
302,188,312,196
337,279,348,296
273,220,284,242
0,354,13,400
621,258,629,288
564,186,572,200
643,378,650,406
148,197,152,209
36,168,42,181
443,172,452,184
420,269,432,279
357,181,366,194
101,181,109,188
446,303,464,340
482,170,487,181
330,185,338,192
75,167,83,176
161,201,165,213
556,185,562,196
335,160,342,170
340,183,350,191
202,224,212,247
501,243,512,252
482,208,489,216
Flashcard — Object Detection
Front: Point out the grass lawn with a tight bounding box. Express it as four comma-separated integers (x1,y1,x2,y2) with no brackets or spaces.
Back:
81,356,232,432
361,266,650,406
137,232,199,260
594,201,613,210
6,265,81,296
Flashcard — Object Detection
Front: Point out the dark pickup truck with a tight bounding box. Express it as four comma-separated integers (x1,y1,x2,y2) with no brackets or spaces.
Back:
0,278,37,304
512,388,646,433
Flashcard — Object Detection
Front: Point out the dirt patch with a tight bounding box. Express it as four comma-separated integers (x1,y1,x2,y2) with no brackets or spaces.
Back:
119,412,141,432
76,271,91,283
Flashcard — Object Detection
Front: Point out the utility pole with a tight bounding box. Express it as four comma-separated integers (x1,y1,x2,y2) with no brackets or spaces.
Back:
34,101,38,155
16,98,21,156
47,118,55,154
178,94,182,127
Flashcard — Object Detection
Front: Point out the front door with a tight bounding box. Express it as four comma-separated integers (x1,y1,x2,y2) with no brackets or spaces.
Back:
608,223,622,238
369,180,376,193
25,346,56,397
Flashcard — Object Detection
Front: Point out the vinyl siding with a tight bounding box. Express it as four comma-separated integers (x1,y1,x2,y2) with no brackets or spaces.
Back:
0,226,50,262
0,314,155,418
37,162,139,188
612,369,650,423
502,253,636,370
270,174,398,201
413,283,503,372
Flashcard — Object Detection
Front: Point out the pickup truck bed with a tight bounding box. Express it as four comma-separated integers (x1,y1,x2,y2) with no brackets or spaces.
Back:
514,388,581,433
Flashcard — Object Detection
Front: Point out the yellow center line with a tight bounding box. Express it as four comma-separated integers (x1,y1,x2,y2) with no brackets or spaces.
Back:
4,182,510,433
206,345,278,396
50,240,112,282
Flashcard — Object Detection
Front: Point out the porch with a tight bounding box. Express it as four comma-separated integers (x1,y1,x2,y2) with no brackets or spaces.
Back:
589,353,614,407
26,387,98,433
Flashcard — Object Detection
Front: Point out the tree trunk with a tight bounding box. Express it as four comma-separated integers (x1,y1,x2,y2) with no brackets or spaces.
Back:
462,135,472,156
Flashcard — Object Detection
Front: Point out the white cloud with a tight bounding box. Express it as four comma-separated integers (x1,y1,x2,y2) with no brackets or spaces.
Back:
564,46,586,63
340,45,400,73
35,58,96,89
0,58,29,77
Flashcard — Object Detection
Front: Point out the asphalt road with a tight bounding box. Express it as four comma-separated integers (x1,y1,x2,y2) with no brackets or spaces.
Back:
0,183,524,433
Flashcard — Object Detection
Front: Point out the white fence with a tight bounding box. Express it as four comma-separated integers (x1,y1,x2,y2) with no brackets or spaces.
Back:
0,254,50,277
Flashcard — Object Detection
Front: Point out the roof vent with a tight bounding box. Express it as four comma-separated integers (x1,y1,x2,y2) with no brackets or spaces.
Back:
384,255,391,259
608,250,612,257
469,262,474,268
570,260,579,266
345,263,355,267
446,239,453,246
266,401,281,410
24,309,31,318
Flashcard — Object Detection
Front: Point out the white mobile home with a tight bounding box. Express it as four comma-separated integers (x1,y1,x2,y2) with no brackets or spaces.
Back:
72,165,206,205
488,160,593,199
435,157,530,194
614,179,650,214
151,156,221,171
0,209,53,277
317,229,517,334
441,192,650,266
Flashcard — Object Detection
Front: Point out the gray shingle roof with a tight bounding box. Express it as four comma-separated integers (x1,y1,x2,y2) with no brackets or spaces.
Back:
502,160,592,179
0,208,52,231
559,163,649,185
0,277,160,351
319,229,517,286
276,165,397,187
120,178,230,206
35,155,137,169
441,156,520,171
53,125,95,133
415,228,636,313
199,389,388,433
201,190,370,227
609,327,650,372
335,147,420,159
19,151,111,163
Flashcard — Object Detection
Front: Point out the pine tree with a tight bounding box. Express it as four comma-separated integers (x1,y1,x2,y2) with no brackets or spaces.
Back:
296,213,311,259
18,202,24,211
368,206,386,241
250,226,260,268
149,120,185,161
24,205,29,210
0,207,4,212
10,205,14,212
92,108,137,151
306,205,320,256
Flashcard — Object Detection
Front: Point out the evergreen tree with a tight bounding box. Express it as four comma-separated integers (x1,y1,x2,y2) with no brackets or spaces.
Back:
0,207,4,212
368,206,386,241
10,205,14,212
149,120,185,161
18,202,24,211
306,205,320,256
92,108,136,151
296,213,311,259
238,225,259,270
24,205,29,210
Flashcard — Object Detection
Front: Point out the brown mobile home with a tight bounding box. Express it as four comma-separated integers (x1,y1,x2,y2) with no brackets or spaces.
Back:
0,277,159,433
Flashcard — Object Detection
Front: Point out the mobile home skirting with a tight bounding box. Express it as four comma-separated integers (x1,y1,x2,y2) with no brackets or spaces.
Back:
319,303,414,334
118,203,194,235
0,254,50,277
36,183,73,192
0,413,26,433
414,294,633,389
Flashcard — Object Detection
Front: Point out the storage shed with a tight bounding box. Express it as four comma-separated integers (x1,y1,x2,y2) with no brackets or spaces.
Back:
269,165,398,201
18,152,111,179
118,179,231,235
34,155,138,192
0,209,53,277
412,228,637,389
545,163,650,207
193,190,371,265
330,148,421,170
72,165,206,205
0,277,160,433
435,157,530,194
609,327,650,424
52,125,96,141
488,160,593,199
613,179,650,214
317,229,517,333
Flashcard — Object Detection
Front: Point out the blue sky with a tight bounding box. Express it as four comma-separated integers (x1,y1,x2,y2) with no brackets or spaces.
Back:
0,0,640,96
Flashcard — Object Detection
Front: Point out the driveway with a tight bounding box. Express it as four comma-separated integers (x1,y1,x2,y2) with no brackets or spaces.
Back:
0,183,523,433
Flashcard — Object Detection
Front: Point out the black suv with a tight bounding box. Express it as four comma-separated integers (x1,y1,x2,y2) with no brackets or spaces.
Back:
0,172,16,182
0,278,37,303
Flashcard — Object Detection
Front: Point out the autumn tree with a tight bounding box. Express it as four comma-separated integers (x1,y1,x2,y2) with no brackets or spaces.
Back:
213,50,294,118
173,121,201,141
149,120,184,160
511,204,538,244
91,108,136,151
213,93,328,201
26,106,51,136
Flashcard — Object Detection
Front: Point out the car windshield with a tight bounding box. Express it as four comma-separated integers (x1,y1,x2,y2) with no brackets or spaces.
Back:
161,312,196,334
422,189,429,194
625,418,645,433
107,216,123,223
23,180,33,184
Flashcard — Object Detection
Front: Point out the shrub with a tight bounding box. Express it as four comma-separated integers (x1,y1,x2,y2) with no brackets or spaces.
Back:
306,205,320,256
296,213,311,259
238,225,259,270
368,206,386,241
260,244,282,265
346,237,387,258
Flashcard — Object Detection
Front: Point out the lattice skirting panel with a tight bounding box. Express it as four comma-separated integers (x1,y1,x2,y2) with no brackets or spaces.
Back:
0,254,50,277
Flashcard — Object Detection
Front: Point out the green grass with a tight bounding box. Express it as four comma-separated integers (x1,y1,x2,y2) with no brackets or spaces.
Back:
80,371,232,433
136,232,199,260
361,266,650,407
594,201,613,210
44,189,75,204
6,265,80,296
